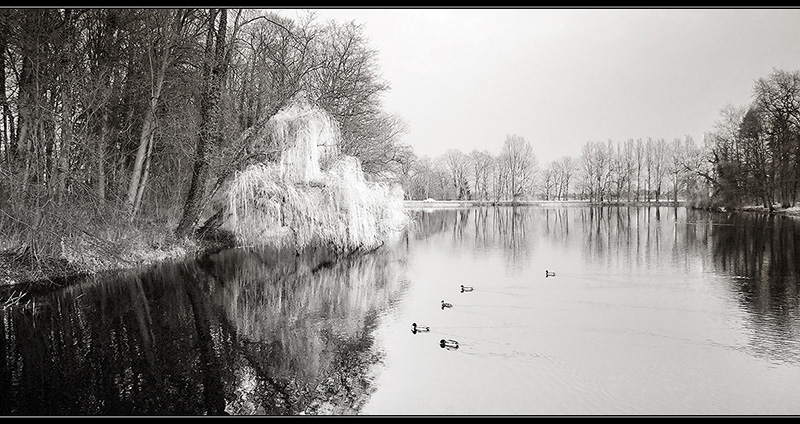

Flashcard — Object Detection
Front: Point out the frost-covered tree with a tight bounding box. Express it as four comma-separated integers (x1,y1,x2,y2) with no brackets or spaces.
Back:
224,100,409,253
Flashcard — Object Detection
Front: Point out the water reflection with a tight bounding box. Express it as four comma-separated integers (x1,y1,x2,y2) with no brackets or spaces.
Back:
707,212,800,364
412,207,537,275
407,206,800,367
4,206,800,415
1,241,409,415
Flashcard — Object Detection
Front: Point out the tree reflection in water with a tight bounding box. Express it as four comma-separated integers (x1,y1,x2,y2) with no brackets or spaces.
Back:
0,239,409,415
410,205,800,367
707,212,800,363
4,206,800,415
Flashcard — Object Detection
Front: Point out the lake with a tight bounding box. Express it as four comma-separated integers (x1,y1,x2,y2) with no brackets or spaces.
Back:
2,205,800,415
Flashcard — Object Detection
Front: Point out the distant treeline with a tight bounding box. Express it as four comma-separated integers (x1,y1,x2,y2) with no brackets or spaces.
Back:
400,69,800,212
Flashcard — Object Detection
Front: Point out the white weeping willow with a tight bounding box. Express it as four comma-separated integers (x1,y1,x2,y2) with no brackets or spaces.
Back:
226,101,409,253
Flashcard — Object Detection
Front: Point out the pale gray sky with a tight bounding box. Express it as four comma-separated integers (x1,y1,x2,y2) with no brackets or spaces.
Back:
271,7,800,165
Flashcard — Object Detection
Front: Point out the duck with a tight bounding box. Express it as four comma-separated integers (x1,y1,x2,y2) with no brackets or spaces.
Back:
545,269,556,278
460,284,474,293
441,300,453,309
439,339,459,349
411,322,430,334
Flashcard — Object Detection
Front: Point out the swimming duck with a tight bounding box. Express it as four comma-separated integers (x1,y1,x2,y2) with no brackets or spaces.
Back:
441,300,453,309
439,339,459,349
460,285,474,293
411,322,430,334
545,270,556,278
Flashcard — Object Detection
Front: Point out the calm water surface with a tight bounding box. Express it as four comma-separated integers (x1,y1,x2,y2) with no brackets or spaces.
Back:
2,206,800,415
361,206,800,415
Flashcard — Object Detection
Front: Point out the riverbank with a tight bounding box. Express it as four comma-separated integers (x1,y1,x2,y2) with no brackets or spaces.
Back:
0,226,237,306
740,204,800,216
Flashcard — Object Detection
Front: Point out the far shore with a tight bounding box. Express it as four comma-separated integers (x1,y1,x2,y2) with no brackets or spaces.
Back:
402,200,800,218
403,199,680,208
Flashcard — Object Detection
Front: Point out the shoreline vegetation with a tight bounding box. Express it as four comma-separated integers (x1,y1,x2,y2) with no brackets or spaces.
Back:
1,99,411,306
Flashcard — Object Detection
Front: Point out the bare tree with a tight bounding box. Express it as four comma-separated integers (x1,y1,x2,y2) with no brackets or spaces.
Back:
125,9,194,218
553,155,574,201
176,9,228,239
650,138,669,202
442,149,471,200
0,9,9,165
579,142,596,201
609,139,626,202
579,140,611,202
622,139,636,202
632,138,643,201
469,150,493,202
752,68,800,207
704,104,748,206
500,134,537,202
311,19,411,179
667,137,685,205
683,134,713,207
488,154,508,203
739,106,774,208
541,161,555,200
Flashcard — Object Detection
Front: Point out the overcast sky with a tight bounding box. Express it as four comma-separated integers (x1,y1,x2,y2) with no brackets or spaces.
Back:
271,7,800,165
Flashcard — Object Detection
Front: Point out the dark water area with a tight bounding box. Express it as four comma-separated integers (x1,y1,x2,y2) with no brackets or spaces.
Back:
1,243,409,415
3,206,800,415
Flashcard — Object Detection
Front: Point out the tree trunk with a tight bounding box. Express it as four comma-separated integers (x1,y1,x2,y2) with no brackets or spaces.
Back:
57,7,76,205
0,10,9,164
133,129,154,214
56,89,73,205
125,50,168,218
175,9,227,239
673,173,678,205
17,54,33,194
125,9,183,218
96,111,108,205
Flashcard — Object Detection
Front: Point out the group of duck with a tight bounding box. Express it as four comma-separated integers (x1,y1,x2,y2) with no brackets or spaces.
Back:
411,271,556,349
409,284,473,349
